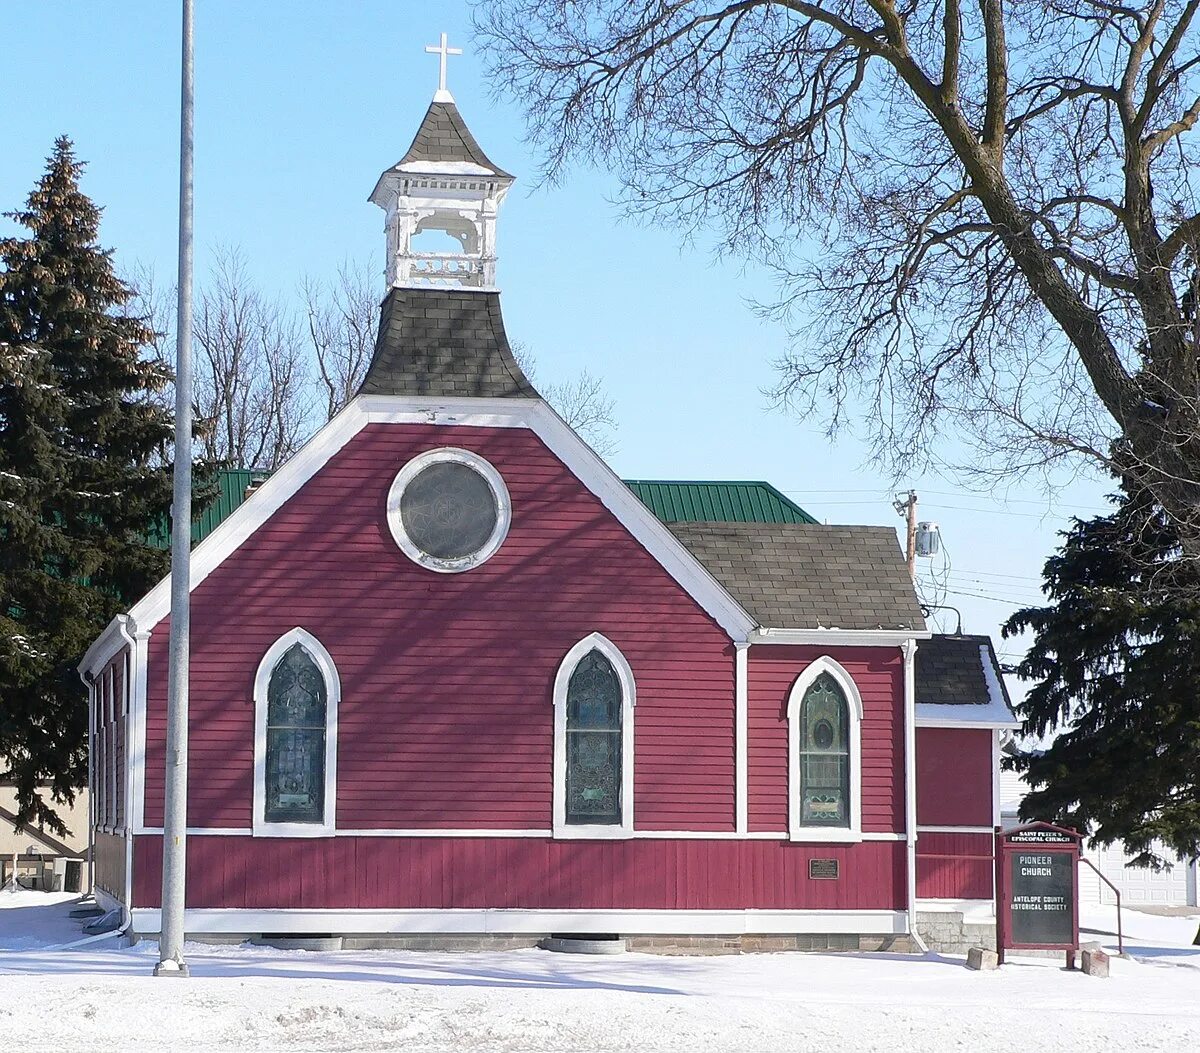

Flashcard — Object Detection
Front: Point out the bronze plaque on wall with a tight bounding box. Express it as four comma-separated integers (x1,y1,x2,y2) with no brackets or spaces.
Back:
809,858,839,880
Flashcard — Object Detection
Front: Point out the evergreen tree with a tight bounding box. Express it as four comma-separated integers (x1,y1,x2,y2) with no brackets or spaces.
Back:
0,138,173,833
1003,482,1200,870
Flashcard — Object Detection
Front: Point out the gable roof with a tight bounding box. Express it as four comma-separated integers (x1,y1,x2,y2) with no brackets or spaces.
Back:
392,99,511,177
667,522,925,631
626,480,818,525
103,397,759,652
151,476,818,551
358,288,537,400
914,633,1019,727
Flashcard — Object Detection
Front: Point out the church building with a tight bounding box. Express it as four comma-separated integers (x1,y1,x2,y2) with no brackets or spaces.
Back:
80,55,1016,952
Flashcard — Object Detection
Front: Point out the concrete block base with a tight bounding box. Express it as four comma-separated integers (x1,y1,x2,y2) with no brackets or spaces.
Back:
966,947,999,971
1081,947,1110,977
251,935,344,952
916,911,996,955
540,937,627,955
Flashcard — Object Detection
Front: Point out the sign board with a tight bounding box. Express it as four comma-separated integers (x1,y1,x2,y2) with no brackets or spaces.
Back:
995,822,1082,965
1006,828,1077,845
808,858,839,880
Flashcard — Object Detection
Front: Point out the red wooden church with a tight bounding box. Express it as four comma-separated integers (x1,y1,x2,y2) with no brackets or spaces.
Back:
80,75,1016,951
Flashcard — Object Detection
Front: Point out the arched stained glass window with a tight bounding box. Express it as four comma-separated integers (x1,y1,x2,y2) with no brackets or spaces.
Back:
565,650,623,826
264,643,328,824
798,672,850,827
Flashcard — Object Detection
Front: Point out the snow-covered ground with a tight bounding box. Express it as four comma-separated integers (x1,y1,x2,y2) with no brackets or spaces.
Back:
1,888,1197,1051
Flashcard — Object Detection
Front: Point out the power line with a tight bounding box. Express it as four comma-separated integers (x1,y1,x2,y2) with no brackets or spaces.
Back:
940,586,1044,607
942,566,1045,583
783,486,1101,513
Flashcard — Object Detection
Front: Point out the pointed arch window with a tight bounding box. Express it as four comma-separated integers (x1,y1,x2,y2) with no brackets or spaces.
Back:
787,657,863,842
253,628,339,837
553,633,635,838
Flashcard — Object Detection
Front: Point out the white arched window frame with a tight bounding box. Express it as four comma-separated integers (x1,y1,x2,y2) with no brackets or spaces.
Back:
787,656,863,843
552,632,636,839
252,627,340,838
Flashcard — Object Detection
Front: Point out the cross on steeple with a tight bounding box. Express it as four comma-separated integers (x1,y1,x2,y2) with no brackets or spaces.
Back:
425,32,462,98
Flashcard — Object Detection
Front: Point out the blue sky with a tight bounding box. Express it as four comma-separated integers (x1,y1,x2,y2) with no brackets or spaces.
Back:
1,2,1111,691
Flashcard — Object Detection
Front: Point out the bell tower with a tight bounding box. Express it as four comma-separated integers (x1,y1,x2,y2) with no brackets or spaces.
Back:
369,34,514,291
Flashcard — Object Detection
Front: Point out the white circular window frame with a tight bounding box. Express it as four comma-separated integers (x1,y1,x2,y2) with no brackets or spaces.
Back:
386,447,512,573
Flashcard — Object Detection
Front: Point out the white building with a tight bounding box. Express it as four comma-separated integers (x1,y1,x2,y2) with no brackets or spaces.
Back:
999,756,1198,907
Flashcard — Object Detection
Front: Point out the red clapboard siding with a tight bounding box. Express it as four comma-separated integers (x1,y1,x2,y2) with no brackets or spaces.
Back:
916,727,994,827
916,831,993,899
94,831,126,902
142,424,736,832
131,834,906,911
746,646,905,833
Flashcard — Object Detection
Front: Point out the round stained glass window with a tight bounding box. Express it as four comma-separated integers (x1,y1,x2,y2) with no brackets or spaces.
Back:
387,448,511,572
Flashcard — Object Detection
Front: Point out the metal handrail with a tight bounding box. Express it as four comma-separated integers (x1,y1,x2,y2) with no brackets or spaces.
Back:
1078,855,1123,955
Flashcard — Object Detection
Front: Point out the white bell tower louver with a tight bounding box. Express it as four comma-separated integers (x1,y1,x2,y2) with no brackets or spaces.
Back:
369,35,514,292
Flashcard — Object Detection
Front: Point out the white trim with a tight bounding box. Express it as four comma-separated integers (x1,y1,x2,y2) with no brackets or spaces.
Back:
552,633,636,839
79,615,126,677
137,827,555,838
116,617,136,915
252,628,340,838
901,638,922,950
786,656,863,842
734,642,749,834
385,446,512,573
915,704,1020,729
129,626,150,832
121,396,756,640
917,825,995,835
130,826,908,840
129,906,908,937
991,728,1002,830
751,628,930,647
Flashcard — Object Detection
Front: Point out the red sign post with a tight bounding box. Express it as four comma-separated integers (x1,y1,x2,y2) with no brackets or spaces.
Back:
995,822,1083,967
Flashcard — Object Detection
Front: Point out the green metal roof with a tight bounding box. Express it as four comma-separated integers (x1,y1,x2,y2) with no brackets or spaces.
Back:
192,469,270,542
149,472,816,549
147,468,270,548
624,480,818,525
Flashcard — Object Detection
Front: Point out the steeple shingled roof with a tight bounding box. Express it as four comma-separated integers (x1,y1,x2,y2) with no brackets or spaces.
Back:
357,287,536,399
394,99,511,177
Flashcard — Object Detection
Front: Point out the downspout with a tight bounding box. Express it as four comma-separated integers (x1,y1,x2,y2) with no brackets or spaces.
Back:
734,642,749,834
901,638,929,953
116,615,138,937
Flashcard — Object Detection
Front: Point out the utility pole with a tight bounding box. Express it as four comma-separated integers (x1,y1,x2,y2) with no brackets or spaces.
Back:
894,490,918,582
155,0,194,978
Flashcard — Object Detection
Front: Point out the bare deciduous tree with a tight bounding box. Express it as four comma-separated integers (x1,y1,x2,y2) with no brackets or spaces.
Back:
301,262,380,421
194,249,311,470
513,342,619,456
478,0,1200,554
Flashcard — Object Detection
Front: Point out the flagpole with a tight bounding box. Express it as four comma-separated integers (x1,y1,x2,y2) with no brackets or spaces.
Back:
155,0,194,978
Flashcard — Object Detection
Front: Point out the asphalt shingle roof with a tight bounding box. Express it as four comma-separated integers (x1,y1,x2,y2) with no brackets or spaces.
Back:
396,100,511,177
915,633,1012,708
668,522,926,631
358,287,537,399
